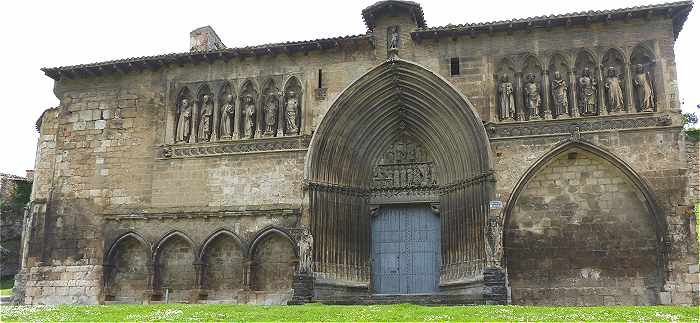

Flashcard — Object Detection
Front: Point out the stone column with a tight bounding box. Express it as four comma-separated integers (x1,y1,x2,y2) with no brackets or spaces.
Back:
244,258,253,291
515,72,526,121
255,93,263,139
569,70,579,118
192,262,205,303
233,96,241,140
542,70,552,120
625,63,635,113
212,95,220,141
277,91,285,137
597,66,607,116
189,99,199,144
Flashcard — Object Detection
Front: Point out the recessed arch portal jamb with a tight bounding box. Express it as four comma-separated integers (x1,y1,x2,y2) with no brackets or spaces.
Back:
502,138,667,282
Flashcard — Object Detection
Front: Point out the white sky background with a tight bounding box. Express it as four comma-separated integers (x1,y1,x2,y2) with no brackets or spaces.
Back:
0,0,697,176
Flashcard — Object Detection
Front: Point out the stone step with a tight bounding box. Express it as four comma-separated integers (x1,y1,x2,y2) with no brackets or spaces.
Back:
315,293,484,305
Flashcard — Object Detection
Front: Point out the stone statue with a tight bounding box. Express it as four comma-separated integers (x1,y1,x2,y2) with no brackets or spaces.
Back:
220,94,234,138
524,73,541,119
634,64,654,112
388,26,399,50
285,90,299,134
197,95,213,142
578,67,597,116
264,95,278,135
175,98,191,143
486,210,505,268
243,95,256,138
605,67,625,113
551,71,569,117
498,74,515,121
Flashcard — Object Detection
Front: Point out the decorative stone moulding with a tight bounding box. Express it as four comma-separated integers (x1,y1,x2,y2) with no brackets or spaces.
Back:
104,208,301,221
159,134,311,159
486,113,673,139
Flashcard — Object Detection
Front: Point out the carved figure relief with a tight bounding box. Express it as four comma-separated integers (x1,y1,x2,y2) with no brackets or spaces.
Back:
578,68,597,116
372,138,435,189
631,45,656,112
602,49,627,112
175,88,192,142
242,95,256,139
498,74,515,121
220,94,235,138
524,73,541,120
605,67,625,113
176,97,192,143
551,71,569,117
633,64,655,112
197,94,214,142
263,95,278,135
388,26,400,50
285,91,299,134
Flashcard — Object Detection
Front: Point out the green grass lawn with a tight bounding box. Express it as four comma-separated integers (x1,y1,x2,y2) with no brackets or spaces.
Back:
0,304,698,322
0,278,13,296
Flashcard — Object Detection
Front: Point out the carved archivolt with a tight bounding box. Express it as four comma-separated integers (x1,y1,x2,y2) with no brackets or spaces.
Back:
494,42,657,122
170,74,304,145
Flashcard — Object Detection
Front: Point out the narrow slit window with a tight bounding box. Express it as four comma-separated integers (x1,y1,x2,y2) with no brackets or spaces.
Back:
450,57,460,76
318,69,323,88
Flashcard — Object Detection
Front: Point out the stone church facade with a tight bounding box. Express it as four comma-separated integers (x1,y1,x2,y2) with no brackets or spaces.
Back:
15,0,698,305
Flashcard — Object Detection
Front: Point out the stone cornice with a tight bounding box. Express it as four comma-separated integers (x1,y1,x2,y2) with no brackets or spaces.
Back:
41,34,372,81
411,1,692,41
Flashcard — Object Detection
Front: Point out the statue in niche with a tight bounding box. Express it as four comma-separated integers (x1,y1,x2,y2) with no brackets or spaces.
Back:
197,94,213,142
604,67,625,113
263,95,278,135
220,94,234,138
388,26,399,50
578,67,597,116
524,73,541,119
285,90,299,134
175,98,192,143
633,64,655,112
551,71,569,117
243,94,256,138
497,74,515,121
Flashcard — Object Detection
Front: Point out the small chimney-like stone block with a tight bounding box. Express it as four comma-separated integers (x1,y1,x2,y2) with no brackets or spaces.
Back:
190,26,226,52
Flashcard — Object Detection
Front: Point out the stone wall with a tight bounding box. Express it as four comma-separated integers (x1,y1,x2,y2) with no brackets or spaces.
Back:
0,174,31,279
506,149,660,305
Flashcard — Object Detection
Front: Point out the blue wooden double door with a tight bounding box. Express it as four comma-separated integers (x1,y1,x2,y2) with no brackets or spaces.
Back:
371,205,441,294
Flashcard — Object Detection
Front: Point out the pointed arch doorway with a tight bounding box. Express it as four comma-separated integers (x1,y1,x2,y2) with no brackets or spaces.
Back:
304,59,494,298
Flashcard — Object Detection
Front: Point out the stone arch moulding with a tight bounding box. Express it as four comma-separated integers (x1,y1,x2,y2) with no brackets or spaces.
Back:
501,138,668,278
105,231,152,263
103,231,152,303
198,228,246,260
152,230,198,263
249,226,298,258
304,58,494,285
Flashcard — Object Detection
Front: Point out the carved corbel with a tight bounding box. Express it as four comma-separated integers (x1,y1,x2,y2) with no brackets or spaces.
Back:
430,203,440,215
369,206,381,217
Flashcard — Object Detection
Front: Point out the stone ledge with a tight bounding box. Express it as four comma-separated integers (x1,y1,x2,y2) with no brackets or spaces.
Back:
159,135,311,159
